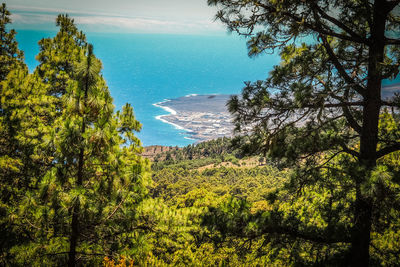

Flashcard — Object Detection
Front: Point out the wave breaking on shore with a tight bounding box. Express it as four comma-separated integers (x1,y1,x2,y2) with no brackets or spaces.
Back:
153,94,235,143
153,101,191,132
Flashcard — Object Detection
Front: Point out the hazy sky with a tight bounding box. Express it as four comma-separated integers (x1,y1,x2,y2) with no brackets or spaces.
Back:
7,0,225,34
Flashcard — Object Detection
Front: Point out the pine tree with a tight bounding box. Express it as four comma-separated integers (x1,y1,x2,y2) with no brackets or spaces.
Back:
0,2,28,180
1,13,150,266
0,4,56,264
208,0,400,266
0,3,24,81
36,14,87,112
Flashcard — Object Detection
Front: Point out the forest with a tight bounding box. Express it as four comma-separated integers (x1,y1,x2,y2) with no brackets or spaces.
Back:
1,1,400,266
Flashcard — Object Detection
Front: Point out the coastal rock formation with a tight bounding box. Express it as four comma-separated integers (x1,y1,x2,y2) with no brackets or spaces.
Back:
154,94,235,142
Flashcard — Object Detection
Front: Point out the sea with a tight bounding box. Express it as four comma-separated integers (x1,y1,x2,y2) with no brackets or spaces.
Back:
15,30,400,147
15,30,280,146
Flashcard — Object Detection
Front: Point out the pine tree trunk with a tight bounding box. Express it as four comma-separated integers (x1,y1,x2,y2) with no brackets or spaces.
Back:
350,187,373,267
68,148,85,267
68,199,80,267
68,48,91,266
350,1,388,266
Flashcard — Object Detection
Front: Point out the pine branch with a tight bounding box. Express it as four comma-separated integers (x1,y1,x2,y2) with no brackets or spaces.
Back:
340,144,360,158
385,37,400,45
259,225,351,244
313,3,367,44
376,142,400,158
332,88,363,134
319,34,366,96
304,101,364,108
381,100,400,107
386,0,400,12
255,1,370,45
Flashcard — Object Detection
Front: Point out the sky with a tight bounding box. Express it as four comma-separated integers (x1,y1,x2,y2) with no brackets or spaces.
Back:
6,0,225,34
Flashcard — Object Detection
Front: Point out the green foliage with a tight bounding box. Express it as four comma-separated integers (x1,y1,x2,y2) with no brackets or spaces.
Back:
200,151,400,265
152,165,285,204
2,3,400,267
36,14,86,98
152,137,238,167
1,8,150,266
0,3,24,81
145,144,290,265
207,0,400,265
0,4,56,262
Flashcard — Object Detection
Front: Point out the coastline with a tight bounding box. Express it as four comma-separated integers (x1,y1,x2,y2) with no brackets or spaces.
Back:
153,94,235,143
153,101,192,132
153,100,177,115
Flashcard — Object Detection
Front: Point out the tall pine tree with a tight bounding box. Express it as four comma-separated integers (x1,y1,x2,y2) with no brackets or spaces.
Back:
207,0,400,265
0,4,55,264
1,11,150,266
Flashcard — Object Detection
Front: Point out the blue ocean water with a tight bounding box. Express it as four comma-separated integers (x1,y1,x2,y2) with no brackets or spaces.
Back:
15,30,280,146
15,30,400,146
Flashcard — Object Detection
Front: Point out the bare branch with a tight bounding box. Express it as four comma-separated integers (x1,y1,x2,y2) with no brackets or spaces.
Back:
260,224,351,244
319,34,365,96
386,0,400,12
342,105,363,134
340,144,360,158
385,37,400,45
338,87,363,134
106,197,126,220
381,100,400,107
256,1,370,45
313,3,367,44
376,143,400,158
304,101,364,109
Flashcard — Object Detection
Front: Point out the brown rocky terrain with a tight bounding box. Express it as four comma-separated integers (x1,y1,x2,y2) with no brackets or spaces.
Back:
141,145,181,160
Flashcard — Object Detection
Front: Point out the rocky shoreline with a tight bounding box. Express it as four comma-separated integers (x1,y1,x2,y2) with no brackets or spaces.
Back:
154,94,235,142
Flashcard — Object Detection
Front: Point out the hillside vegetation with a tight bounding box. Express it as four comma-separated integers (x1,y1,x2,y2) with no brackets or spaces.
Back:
1,3,400,266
